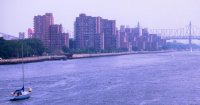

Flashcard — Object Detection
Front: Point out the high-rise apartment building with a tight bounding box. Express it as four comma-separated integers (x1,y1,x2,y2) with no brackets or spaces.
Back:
101,19,116,50
116,29,120,49
74,13,116,50
33,13,54,48
27,28,33,38
75,14,100,50
19,32,25,39
61,33,69,48
33,13,69,53
119,25,128,49
49,24,62,51
49,24,69,52
119,23,166,51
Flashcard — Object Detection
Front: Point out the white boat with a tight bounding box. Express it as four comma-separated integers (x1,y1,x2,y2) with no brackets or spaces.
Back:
10,88,32,101
10,39,32,101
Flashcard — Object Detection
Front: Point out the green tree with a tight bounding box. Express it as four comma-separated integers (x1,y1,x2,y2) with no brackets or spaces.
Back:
0,38,45,59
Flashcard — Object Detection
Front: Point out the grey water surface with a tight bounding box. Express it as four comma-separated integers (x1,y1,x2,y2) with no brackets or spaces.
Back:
1,51,200,105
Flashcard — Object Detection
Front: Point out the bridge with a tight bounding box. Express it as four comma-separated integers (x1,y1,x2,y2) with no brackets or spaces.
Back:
160,36,200,40
0,32,18,40
149,22,200,49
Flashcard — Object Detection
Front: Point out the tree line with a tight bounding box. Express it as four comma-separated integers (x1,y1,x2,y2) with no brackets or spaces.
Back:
0,37,44,59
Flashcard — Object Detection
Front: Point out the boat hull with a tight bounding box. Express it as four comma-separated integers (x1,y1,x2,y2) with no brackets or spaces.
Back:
10,92,30,101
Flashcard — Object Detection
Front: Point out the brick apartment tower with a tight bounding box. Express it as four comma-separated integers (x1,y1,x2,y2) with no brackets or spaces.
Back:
27,28,33,38
74,13,116,50
74,14,103,50
49,24,69,52
101,19,116,50
119,23,166,51
33,13,54,48
49,24,62,51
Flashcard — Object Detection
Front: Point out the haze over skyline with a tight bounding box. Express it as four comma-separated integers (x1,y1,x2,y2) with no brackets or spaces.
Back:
1,0,200,37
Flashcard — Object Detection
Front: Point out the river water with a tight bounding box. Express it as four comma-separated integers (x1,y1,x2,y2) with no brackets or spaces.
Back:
1,51,200,105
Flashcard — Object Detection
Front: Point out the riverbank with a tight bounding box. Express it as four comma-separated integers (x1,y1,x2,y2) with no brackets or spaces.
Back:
70,51,172,59
0,55,67,65
0,51,173,65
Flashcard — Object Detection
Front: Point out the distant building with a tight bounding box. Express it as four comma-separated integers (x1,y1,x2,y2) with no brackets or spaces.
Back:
101,19,116,50
27,28,33,38
61,33,69,48
74,13,116,51
33,13,54,48
119,23,166,51
69,38,76,49
33,13,69,54
120,25,128,49
49,24,69,52
74,14,100,50
49,24,62,51
116,29,120,49
19,32,25,39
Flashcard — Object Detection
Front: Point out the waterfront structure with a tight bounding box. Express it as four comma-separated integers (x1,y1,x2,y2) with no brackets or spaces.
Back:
27,28,33,38
74,14,101,50
33,13,165,52
119,26,128,49
49,24,62,51
74,14,165,51
19,32,25,39
33,13,69,53
119,23,166,51
69,38,76,49
61,33,69,48
74,13,116,51
96,17,104,50
33,13,54,48
49,24,69,52
116,29,120,49
101,19,116,50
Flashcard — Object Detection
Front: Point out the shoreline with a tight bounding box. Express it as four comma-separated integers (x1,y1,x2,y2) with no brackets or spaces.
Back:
70,51,173,59
0,51,174,65
0,55,67,65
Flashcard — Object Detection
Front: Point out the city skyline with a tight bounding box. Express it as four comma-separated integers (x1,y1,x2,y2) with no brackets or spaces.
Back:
1,0,200,37
74,13,166,51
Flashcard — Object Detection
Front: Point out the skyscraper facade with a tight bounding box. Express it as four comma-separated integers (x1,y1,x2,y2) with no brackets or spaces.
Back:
49,24,62,51
61,33,69,49
33,13,69,53
74,13,116,51
119,23,166,51
49,24,69,52
27,28,33,38
101,19,116,50
119,26,128,49
19,32,25,39
74,14,100,50
33,13,54,48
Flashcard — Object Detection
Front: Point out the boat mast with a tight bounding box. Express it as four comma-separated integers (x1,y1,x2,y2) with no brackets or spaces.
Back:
21,38,24,91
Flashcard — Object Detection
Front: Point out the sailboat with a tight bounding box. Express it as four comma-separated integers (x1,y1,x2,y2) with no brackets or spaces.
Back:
10,39,32,101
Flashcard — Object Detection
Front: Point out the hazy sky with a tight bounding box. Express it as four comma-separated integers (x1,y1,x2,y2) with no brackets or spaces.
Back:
1,0,200,37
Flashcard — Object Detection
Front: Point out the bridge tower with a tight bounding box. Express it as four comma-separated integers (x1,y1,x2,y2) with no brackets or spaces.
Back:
189,21,192,51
